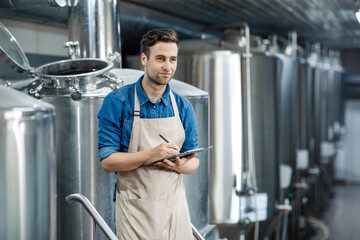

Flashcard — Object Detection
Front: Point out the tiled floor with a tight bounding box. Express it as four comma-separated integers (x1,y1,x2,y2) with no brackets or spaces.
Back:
322,184,360,240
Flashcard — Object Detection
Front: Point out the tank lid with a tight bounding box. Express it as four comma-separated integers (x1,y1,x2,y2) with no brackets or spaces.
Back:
0,21,31,74
0,85,53,111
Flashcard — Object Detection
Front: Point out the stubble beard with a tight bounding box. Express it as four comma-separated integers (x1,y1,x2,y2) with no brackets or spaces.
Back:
146,68,172,86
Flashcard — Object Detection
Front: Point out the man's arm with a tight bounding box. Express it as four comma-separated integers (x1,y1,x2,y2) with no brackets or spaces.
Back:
155,154,199,174
101,142,180,172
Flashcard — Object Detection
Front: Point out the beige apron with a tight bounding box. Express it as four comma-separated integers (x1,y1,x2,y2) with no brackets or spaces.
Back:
115,87,193,240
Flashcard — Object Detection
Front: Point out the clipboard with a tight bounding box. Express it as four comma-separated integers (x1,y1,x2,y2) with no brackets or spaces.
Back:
142,146,213,167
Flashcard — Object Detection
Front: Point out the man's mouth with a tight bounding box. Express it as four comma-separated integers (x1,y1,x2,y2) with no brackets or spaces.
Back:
160,72,172,76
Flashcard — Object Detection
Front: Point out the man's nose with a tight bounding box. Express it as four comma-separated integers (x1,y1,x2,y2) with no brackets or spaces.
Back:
162,60,170,70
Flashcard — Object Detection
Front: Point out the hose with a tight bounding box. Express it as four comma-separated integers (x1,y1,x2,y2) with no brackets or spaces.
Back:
307,216,330,240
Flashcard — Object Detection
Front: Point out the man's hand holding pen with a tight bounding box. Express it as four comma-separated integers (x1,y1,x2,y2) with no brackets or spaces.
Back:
145,142,180,164
153,134,197,173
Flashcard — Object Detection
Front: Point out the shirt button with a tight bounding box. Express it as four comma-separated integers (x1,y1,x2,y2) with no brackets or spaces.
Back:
153,105,156,108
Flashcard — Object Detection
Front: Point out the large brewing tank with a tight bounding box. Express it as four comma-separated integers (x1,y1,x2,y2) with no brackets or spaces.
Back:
173,30,279,227
297,48,321,170
0,21,121,240
297,48,314,171
305,46,322,167
107,68,218,239
312,52,331,164
0,85,56,240
275,42,299,177
326,51,344,143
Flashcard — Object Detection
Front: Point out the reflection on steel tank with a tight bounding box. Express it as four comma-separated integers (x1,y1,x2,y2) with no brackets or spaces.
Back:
0,85,56,240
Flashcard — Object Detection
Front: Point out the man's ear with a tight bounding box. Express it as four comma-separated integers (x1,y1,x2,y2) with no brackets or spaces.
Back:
141,53,147,67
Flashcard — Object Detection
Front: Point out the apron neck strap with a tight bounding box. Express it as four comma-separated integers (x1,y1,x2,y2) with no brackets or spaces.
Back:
129,85,179,153
133,85,179,117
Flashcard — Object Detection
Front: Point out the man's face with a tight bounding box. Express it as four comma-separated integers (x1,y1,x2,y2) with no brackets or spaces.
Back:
141,41,178,86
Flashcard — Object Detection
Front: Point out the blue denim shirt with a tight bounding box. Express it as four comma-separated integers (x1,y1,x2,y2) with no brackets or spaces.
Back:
97,75,199,161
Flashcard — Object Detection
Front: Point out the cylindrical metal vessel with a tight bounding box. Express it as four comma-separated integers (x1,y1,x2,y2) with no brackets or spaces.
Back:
0,85,56,240
26,59,120,240
108,68,218,239
175,41,245,224
0,21,120,240
173,33,279,224
297,54,313,169
326,51,344,142
276,53,299,170
68,0,121,60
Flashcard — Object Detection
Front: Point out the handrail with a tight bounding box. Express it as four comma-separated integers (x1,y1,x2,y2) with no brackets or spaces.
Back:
65,193,118,240
192,224,206,240
67,193,206,240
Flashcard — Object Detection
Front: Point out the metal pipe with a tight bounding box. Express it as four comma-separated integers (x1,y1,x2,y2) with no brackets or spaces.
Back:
242,23,257,194
66,193,206,240
65,193,118,240
191,224,206,240
68,0,121,64
0,0,66,8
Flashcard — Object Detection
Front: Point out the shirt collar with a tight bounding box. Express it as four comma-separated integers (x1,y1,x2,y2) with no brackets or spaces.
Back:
136,75,171,107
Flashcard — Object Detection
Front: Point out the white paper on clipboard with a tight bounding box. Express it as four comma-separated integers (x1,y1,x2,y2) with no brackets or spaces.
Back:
142,146,213,167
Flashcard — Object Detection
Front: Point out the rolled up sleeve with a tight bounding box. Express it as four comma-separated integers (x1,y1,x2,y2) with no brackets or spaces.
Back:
97,92,122,161
180,100,199,152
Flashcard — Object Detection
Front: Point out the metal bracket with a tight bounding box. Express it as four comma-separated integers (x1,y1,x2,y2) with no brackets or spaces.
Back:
64,41,80,59
308,167,321,175
104,73,124,90
294,181,308,190
107,51,122,64
70,78,82,100
28,80,45,99
276,198,292,212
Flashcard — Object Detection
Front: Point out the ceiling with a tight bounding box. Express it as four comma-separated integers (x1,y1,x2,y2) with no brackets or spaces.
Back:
122,0,360,49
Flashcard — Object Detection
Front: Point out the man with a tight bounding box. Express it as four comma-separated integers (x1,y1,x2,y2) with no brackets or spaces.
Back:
97,28,199,239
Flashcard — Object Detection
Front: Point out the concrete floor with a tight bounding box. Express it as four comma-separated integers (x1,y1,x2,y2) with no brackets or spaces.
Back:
322,184,360,240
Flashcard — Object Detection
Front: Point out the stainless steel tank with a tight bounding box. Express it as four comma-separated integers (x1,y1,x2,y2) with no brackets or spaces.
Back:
174,30,279,225
0,85,56,240
276,50,299,172
175,41,246,224
29,70,119,240
0,21,120,240
326,50,344,142
297,50,313,170
108,68,218,239
312,53,330,163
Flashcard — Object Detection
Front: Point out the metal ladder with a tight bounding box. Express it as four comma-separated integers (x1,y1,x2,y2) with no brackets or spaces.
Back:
66,193,206,240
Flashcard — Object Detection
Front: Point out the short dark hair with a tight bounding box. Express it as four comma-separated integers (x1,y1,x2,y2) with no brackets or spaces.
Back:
140,28,179,57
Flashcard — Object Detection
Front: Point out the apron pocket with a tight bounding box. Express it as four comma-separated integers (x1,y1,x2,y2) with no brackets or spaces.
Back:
127,196,170,240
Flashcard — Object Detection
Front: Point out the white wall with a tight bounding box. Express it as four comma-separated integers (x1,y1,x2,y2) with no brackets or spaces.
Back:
0,18,68,57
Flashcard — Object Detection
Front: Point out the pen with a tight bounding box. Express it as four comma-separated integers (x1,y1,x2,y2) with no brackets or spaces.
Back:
159,134,169,143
